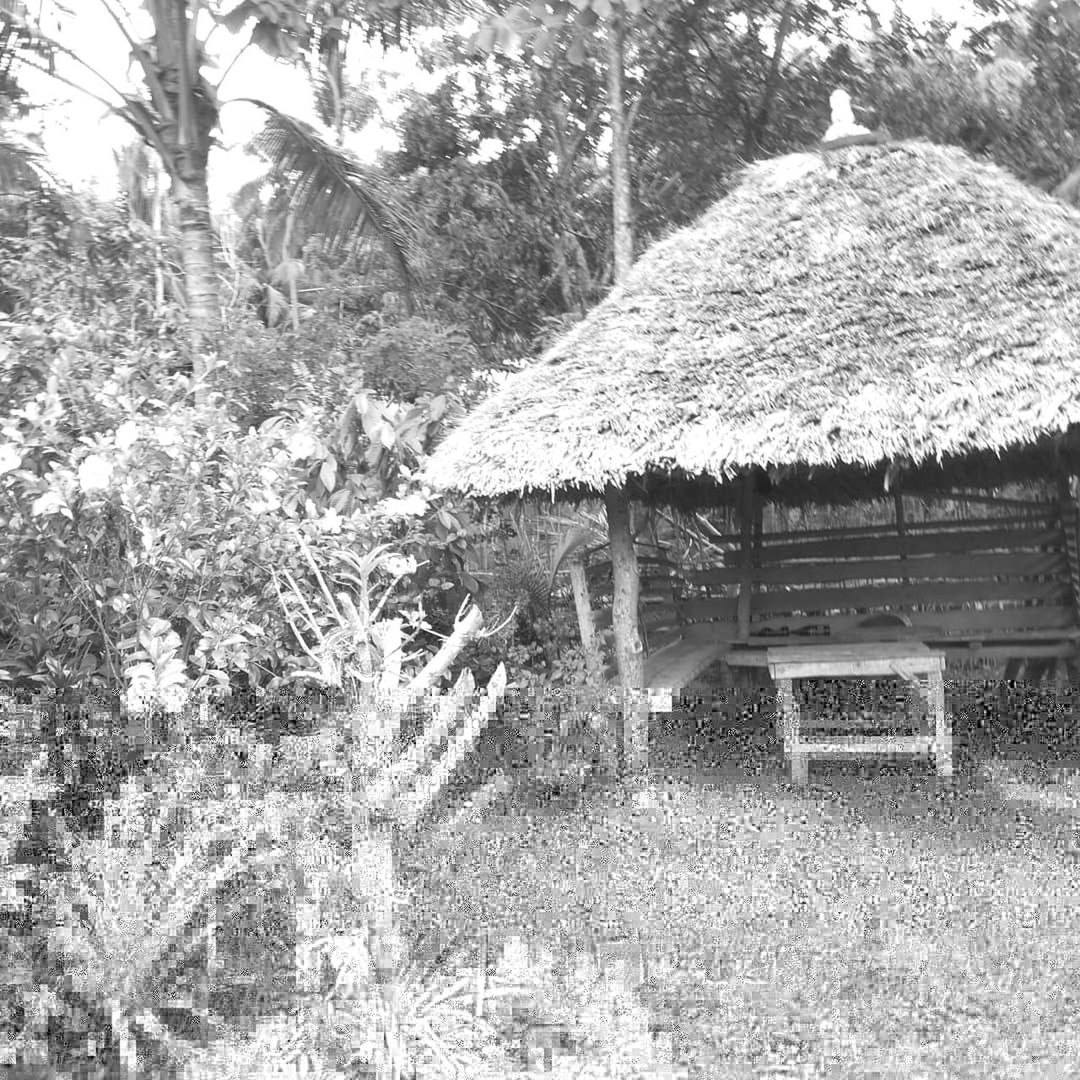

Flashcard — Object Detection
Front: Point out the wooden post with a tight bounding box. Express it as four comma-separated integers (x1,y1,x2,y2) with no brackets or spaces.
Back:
568,556,604,682
736,472,756,641
894,491,909,587
605,484,647,774
753,486,764,568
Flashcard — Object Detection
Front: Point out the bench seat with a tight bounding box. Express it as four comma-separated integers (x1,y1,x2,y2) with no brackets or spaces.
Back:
644,636,730,692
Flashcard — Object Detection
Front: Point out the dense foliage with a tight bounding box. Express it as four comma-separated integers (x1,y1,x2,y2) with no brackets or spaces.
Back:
3,0,1080,1074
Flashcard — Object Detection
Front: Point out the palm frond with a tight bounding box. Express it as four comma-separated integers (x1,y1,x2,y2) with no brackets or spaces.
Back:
239,97,418,313
0,133,54,193
114,140,162,225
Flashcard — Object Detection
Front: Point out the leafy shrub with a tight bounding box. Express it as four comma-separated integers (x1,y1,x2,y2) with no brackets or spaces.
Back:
0,306,488,705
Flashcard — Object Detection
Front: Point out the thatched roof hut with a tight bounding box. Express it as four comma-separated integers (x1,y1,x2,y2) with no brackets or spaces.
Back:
426,139,1080,507
424,124,1080,773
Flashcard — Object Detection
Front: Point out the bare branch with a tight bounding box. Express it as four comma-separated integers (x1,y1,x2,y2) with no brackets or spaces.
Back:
751,0,796,150
94,0,176,127
213,41,251,94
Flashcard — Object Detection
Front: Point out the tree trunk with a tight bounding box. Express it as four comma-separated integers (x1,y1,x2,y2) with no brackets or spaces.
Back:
144,0,221,403
173,172,220,393
605,484,647,774
568,557,604,682
605,11,634,286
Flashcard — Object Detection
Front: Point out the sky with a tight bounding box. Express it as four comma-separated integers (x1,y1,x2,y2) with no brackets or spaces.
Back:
12,0,991,211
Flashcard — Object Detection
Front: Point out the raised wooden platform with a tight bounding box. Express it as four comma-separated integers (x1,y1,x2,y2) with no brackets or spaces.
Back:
768,642,952,785
643,635,729,711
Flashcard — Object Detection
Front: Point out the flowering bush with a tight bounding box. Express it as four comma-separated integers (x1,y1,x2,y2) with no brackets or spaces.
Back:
0,307,485,710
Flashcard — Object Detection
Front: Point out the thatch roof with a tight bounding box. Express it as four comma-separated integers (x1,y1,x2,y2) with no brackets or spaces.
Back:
425,139,1080,506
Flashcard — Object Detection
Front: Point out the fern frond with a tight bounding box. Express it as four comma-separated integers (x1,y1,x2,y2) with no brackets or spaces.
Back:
240,98,418,311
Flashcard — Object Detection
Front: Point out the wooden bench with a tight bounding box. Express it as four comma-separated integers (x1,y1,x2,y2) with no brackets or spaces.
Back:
586,546,730,709
677,506,1080,677
768,642,951,785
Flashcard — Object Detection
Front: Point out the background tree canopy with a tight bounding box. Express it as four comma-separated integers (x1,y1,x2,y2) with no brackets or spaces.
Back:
1,0,1080,692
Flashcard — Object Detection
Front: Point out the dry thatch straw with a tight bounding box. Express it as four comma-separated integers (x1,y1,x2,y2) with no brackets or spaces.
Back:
425,140,1080,507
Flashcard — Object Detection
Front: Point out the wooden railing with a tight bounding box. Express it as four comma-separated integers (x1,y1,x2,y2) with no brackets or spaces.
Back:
677,509,1080,670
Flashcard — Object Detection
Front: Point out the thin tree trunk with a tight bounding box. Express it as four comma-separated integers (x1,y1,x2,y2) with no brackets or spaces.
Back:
603,17,645,774
606,11,634,285
605,484,647,774
568,557,604,682
173,172,220,393
144,0,220,403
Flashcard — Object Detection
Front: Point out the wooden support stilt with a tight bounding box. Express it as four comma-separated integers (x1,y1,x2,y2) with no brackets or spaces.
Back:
605,484,647,774
736,472,756,642
568,556,604,683
894,491,909,587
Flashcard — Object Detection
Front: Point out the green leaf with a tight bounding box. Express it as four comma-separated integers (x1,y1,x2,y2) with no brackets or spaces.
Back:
428,394,447,423
250,20,300,60
216,1,259,33
532,27,556,61
359,399,383,441
475,22,497,53
320,456,338,491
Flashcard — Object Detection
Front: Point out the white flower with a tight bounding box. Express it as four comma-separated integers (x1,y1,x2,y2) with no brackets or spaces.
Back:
30,489,65,517
123,664,157,713
78,454,113,492
316,507,343,534
286,429,321,461
114,420,141,451
384,554,417,578
155,425,181,448
0,444,22,476
140,523,157,555
469,137,505,164
248,494,280,516
124,662,189,715
249,491,281,514
377,493,428,520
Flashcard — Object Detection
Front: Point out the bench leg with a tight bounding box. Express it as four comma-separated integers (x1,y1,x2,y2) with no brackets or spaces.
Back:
775,678,793,743
790,751,808,785
927,671,952,777
775,678,808,783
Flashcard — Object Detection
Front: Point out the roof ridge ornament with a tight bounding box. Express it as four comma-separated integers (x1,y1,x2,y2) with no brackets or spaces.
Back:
820,88,890,149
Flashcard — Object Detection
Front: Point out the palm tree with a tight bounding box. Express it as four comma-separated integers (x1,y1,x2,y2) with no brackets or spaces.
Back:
237,103,420,330
2,0,422,399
